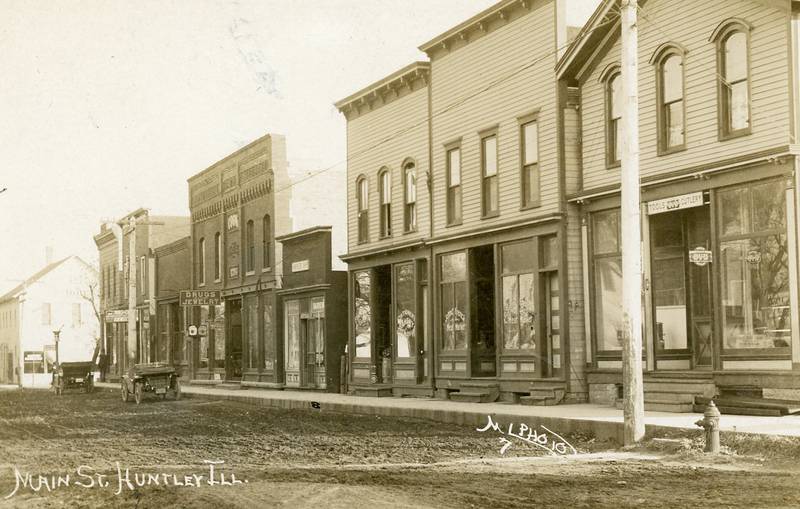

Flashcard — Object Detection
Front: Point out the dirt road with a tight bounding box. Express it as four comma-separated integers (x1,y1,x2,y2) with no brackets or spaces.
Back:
0,390,798,508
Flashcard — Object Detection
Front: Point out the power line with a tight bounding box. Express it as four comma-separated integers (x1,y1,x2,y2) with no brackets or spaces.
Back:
271,10,622,197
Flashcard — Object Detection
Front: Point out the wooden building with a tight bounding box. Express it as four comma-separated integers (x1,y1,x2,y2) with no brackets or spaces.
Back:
153,236,191,377
276,226,347,392
337,0,582,403
557,0,800,410
187,134,291,385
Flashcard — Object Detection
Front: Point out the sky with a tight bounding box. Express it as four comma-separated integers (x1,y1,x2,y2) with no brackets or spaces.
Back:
0,0,601,293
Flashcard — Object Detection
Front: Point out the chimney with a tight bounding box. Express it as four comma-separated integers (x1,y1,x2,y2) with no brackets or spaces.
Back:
45,246,54,265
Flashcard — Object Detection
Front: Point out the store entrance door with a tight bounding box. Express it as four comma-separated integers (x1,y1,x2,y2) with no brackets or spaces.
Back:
650,204,714,370
226,299,243,380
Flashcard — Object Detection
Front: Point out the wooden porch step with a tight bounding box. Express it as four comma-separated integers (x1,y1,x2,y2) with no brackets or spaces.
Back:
449,391,497,403
644,398,694,413
695,396,800,416
353,385,393,398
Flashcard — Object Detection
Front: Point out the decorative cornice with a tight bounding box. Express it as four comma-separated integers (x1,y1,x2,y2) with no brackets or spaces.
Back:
334,61,430,116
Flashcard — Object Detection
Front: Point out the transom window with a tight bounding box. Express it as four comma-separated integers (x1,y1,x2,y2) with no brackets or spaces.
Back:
379,168,392,238
481,134,498,217
446,147,462,225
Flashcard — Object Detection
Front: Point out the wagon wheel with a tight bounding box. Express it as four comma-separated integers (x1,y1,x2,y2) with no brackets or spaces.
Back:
134,382,143,405
121,381,130,402
173,379,182,400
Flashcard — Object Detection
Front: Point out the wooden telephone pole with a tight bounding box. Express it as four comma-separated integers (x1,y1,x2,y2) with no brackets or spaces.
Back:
620,0,645,445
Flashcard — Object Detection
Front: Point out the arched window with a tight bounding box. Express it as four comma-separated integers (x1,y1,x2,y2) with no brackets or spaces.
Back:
651,44,686,153
246,220,255,273
403,161,417,232
605,68,623,166
711,19,752,137
198,237,206,285
262,214,271,269
214,232,222,281
356,176,369,243
379,168,392,238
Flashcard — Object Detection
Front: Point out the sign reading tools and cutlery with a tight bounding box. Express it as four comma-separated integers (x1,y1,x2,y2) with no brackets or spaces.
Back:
647,191,704,215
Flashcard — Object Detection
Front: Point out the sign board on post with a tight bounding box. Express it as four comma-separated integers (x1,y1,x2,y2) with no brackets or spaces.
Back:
179,290,221,306
689,247,713,267
647,192,705,215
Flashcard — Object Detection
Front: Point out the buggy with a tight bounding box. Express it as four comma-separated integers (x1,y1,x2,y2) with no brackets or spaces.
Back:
52,361,95,395
121,363,181,404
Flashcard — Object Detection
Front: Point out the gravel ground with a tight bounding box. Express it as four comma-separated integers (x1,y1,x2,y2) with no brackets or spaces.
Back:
0,390,799,508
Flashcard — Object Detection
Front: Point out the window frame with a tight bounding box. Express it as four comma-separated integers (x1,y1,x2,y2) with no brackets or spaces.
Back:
445,143,462,226
480,130,500,218
711,19,753,140
378,167,392,239
402,160,417,233
198,237,206,286
652,45,687,155
214,232,222,282
246,219,255,274
518,112,541,209
589,208,625,357
262,214,271,271
356,175,369,244
604,67,623,169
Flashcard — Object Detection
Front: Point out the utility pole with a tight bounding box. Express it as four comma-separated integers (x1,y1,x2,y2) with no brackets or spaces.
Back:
620,0,645,445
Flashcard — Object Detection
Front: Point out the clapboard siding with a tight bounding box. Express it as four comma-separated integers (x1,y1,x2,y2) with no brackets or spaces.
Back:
345,85,430,254
430,0,560,237
581,0,791,191
566,204,587,399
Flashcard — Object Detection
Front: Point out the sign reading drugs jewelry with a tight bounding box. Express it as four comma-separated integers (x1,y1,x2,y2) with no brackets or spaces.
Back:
647,192,704,215
180,290,221,306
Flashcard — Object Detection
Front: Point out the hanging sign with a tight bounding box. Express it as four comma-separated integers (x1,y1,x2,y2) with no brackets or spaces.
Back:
105,310,131,323
188,325,198,336
746,250,762,264
647,192,704,215
689,247,713,267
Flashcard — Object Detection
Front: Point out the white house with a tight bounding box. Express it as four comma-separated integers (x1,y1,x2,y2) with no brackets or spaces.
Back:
0,256,99,388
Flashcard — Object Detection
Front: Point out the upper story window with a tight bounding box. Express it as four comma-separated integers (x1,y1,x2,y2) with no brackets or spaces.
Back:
653,46,686,153
379,168,392,238
712,19,752,138
357,176,369,244
262,215,271,270
605,69,623,167
446,147,462,225
481,134,499,217
403,162,417,232
246,220,255,273
520,118,539,208
139,255,146,295
198,237,206,285
214,232,222,281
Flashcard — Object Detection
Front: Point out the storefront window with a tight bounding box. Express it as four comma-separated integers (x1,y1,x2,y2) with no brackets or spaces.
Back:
353,271,372,358
246,296,259,369
285,300,300,369
440,252,467,350
593,209,623,352
501,240,536,350
212,304,225,369
719,181,790,351
263,294,274,371
171,303,185,364
24,352,44,374
395,263,416,358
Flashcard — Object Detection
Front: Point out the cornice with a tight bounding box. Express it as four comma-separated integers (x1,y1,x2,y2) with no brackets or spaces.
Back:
335,61,430,118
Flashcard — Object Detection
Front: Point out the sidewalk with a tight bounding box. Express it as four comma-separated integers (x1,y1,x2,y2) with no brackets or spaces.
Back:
95,382,800,440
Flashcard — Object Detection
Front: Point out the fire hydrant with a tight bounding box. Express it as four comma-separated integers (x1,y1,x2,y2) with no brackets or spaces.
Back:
694,400,721,453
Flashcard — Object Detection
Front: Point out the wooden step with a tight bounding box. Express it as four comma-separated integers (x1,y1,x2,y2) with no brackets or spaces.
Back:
450,391,496,403
695,396,800,416
353,385,393,398
644,398,694,413
519,395,560,406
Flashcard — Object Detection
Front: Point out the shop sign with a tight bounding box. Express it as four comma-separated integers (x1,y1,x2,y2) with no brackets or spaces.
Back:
229,265,239,278
188,325,198,336
105,310,131,323
647,192,704,215
179,290,221,306
746,250,762,264
689,247,713,267
198,324,208,336
24,352,43,361
292,259,309,272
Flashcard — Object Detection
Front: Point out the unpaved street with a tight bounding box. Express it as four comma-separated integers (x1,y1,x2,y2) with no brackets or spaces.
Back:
0,390,799,508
